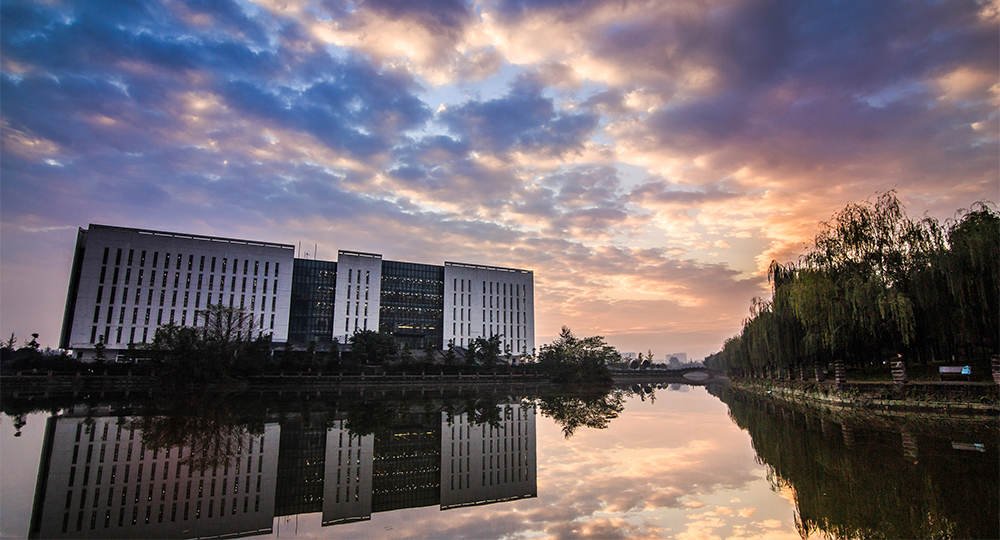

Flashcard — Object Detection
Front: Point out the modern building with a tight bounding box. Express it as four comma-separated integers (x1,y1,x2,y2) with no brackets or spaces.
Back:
28,402,536,537
28,407,281,539
59,225,295,359
60,225,534,359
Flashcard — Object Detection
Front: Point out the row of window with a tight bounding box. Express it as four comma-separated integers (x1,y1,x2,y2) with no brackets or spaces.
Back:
100,246,279,278
60,494,263,534
96,276,279,304
451,279,528,297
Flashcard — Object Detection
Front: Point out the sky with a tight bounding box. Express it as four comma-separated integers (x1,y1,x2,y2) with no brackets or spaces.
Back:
1,0,997,360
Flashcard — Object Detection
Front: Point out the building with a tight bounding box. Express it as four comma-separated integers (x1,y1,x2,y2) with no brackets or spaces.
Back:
59,225,295,360
28,407,281,539
60,225,534,359
28,402,536,537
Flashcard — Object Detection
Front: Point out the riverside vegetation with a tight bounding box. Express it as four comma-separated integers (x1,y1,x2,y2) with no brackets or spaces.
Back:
705,192,998,383
1,319,620,386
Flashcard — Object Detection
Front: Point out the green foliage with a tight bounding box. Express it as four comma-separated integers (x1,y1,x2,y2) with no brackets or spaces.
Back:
348,330,397,365
537,327,619,384
470,334,503,365
709,193,999,377
147,305,273,381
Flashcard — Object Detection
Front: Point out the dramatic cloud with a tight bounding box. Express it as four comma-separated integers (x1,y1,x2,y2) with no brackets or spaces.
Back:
1,0,997,358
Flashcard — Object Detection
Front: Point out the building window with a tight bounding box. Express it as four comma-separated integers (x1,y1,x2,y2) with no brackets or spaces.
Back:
254,261,259,275
115,248,122,266
243,260,248,275
222,258,227,273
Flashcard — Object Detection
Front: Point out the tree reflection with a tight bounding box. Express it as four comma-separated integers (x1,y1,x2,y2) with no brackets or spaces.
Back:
133,392,268,472
713,385,999,540
536,387,627,438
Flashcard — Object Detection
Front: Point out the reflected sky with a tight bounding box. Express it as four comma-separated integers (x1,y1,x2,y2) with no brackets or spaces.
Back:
1,386,808,539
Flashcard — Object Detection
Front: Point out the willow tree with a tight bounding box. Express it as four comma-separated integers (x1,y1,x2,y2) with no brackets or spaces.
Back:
795,191,925,369
941,204,999,360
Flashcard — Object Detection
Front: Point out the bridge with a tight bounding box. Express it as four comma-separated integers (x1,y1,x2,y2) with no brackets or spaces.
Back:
612,367,722,383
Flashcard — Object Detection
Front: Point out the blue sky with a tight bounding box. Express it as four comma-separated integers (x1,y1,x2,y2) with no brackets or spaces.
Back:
2,0,997,359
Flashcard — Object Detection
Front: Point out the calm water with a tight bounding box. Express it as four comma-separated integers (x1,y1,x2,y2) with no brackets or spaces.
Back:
1,383,996,539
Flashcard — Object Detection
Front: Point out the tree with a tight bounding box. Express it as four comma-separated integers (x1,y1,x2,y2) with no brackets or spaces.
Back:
348,330,397,365
444,340,457,365
26,333,40,351
94,336,107,363
537,327,619,384
471,335,502,366
3,333,17,350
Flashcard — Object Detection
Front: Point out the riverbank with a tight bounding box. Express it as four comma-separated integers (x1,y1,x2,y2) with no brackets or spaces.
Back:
727,377,998,419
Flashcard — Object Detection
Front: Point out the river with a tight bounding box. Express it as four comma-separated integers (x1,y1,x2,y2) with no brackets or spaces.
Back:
1,382,996,539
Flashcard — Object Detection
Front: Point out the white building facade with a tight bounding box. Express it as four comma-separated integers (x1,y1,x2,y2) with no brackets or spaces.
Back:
60,225,294,359
60,225,534,358
29,408,281,539
330,251,383,344
442,262,535,356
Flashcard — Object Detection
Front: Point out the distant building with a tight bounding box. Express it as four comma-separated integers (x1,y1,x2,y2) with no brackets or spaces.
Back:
60,225,534,359
665,353,687,365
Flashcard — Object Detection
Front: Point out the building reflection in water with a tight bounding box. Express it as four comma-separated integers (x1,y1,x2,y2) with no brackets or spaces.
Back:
29,406,281,539
29,401,536,539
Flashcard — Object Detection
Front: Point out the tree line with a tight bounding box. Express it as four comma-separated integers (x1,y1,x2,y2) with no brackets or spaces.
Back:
705,192,998,378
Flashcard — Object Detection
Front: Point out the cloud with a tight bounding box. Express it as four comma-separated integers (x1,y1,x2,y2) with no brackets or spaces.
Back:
1,0,996,361
440,74,598,157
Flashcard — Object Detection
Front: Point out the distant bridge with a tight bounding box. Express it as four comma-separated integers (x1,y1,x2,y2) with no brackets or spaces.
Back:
612,367,723,383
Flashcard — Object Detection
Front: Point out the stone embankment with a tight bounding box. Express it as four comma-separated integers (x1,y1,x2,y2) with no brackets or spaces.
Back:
729,377,998,418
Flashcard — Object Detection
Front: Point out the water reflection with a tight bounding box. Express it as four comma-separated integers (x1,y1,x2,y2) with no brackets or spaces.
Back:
25,393,538,539
713,385,1000,540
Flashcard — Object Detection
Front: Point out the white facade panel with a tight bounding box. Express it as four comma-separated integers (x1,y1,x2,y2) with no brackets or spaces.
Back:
443,263,535,357
63,225,294,357
331,251,383,344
